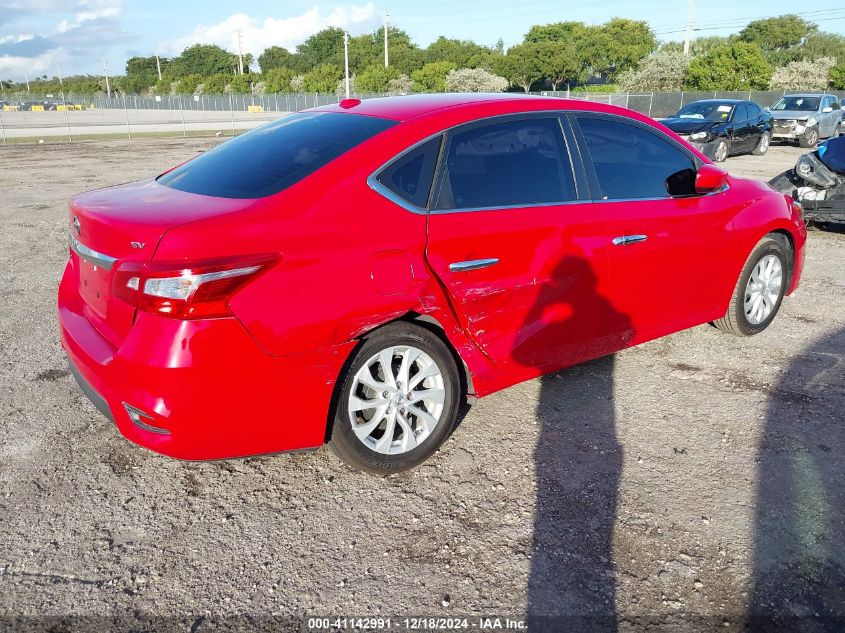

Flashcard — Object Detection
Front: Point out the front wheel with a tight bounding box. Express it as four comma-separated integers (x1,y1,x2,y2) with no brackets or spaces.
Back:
799,127,819,148
752,131,770,156
713,138,729,162
328,322,461,474
713,235,790,336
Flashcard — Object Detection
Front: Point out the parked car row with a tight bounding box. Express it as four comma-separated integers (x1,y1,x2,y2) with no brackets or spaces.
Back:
661,93,844,161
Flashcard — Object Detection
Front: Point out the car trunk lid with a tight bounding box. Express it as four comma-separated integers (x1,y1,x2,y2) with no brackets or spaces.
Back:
68,178,257,347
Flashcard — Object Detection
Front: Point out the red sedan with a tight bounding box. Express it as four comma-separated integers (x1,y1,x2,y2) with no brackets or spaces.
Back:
58,94,806,473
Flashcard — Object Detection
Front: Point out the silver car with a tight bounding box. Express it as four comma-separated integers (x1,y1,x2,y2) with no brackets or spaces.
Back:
769,94,843,148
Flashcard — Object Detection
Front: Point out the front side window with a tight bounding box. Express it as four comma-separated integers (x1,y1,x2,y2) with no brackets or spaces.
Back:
577,116,697,200
375,136,442,208
158,112,396,199
433,117,576,211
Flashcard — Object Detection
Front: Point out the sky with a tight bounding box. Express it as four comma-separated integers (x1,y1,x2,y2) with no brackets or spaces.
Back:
1,0,844,81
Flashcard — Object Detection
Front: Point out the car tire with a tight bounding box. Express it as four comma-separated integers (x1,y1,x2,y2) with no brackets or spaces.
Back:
752,132,771,156
799,126,819,148
713,138,729,162
328,322,461,475
713,234,791,336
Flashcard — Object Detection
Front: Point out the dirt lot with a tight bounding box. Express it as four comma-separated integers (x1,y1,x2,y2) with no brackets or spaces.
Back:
1,140,843,632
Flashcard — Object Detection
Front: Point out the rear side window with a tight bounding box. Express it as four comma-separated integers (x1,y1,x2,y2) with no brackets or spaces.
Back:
434,117,576,211
376,136,442,208
158,112,396,199
576,116,697,200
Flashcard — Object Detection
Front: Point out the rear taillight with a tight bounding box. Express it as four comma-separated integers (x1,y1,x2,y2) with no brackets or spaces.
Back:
113,254,277,319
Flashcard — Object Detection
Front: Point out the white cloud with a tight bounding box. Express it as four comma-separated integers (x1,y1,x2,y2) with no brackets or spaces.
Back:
0,48,64,78
164,4,379,60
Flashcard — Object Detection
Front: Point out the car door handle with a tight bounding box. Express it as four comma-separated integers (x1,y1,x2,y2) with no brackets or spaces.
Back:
612,234,648,246
449,258,500,272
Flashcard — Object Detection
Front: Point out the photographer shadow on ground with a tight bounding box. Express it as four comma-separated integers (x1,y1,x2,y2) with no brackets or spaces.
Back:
510,255,632,632
749,326,845,631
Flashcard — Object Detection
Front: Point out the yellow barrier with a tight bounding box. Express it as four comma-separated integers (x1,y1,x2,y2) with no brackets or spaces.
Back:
31,105,45,112
247,105,264,113
3,105,20,111
57,105,68,111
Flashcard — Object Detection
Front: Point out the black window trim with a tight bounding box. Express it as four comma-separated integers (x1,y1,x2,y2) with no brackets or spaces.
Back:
368,110,587,215
567,111,722,203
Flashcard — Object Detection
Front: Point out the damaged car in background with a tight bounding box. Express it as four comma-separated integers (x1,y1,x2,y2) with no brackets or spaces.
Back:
661,99,773,162
769,94,842,148
770,135,845,228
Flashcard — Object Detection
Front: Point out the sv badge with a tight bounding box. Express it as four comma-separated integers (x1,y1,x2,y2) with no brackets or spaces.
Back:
130,241,146,249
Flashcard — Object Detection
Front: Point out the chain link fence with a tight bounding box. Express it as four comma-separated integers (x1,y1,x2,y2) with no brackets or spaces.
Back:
2,89,844,144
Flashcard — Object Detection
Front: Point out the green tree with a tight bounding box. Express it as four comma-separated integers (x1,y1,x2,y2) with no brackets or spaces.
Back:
258,46,305,73
175,73,203,94
501,43,544,92
356,64,400,92
263,67,296,93
602,18,656,76
301,64,342,92
801,32,845,61
172,44,237,78
830,63,845,90
425,37,488,67
123,56,166,93
228,74,252,94
297,28,344,69
738,15,816,65
411,61,457,92
533,40,580,89
660,36,734,57
685,42,772,90
203,73,231,94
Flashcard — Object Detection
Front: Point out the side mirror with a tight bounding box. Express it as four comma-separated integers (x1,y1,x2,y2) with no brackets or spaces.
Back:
822,107,833,113
695,164,728,194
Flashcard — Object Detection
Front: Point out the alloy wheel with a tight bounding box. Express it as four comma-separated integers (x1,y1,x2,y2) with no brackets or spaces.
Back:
758,134,769,153
715,140,728,162
744,254,783,325
347,345,446,455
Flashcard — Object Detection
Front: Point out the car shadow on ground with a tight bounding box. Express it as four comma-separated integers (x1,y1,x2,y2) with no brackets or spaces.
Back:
748,326,845,631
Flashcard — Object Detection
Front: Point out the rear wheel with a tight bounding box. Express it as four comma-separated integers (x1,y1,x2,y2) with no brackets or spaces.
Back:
713,235,790,336
752,132,770,156
834,122,842,137
328,322,460,474
799,126,819,148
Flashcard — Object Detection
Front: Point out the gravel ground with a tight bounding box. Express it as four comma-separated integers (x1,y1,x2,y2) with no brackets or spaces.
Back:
1,139,843,632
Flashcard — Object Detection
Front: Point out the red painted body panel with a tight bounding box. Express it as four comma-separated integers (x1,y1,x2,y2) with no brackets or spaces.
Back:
57,96,807,460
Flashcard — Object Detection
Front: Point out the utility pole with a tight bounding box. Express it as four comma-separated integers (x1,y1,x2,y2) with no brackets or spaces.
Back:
155,48,162,81
343,31,351,99
683,0,694,56
58,65,63,91
237,31,244,75
24,69,30,92
384,9,389,67
102,57,111,97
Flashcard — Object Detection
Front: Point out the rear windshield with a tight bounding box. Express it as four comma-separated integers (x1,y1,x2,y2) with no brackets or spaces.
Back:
157,112,396,198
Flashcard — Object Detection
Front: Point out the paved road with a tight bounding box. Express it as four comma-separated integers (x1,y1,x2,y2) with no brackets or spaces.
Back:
0,109,286,139
0,141,842,631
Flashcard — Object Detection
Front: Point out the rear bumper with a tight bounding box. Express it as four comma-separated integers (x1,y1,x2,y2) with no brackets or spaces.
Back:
58,259,355,460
